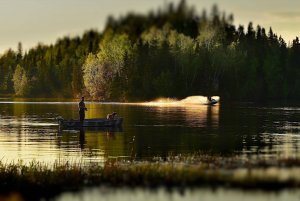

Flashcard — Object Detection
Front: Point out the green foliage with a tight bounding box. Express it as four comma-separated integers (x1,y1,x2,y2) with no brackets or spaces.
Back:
83,32,135,100
0,30,101,98
0,50,17,93
12,64,29,96
0,0,299,102
82,53,104,98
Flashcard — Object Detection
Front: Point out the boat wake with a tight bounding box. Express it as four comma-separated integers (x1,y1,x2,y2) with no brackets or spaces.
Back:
140,96,219,106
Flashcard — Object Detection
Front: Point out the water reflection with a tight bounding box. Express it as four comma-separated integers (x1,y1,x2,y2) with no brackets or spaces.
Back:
0,98,300,164
79,129,85,150
55,187,300,201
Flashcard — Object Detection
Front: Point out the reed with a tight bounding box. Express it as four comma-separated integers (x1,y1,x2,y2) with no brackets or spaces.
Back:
0,155,300,200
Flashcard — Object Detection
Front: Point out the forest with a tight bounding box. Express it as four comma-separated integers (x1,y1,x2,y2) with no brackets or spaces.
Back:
0,0,299,102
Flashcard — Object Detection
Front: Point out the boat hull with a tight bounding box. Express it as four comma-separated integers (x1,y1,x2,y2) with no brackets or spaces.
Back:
205,99,218,106
58,117,123,129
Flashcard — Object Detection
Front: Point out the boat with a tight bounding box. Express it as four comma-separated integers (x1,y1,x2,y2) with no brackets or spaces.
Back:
58,117,123,129
205,99,218,106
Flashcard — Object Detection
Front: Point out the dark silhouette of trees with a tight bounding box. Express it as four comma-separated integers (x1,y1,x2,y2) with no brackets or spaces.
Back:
0,0,299,103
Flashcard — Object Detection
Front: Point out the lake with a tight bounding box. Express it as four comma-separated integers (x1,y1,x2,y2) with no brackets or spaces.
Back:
0,96,300,164
54,187,300,201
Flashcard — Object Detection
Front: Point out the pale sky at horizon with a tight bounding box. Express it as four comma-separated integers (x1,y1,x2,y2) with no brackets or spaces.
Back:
1,0,300,54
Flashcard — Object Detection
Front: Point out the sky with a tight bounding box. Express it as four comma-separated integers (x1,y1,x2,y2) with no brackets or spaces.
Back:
0,0,300,53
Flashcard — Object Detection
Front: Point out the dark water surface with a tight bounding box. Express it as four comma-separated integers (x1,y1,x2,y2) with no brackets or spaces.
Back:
0,97,300,164
54,187,300,201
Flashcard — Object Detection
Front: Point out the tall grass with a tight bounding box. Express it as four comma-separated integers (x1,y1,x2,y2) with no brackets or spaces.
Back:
0,154,300,200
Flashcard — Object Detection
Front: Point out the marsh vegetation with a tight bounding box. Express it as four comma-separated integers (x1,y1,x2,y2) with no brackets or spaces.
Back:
1,153,300,200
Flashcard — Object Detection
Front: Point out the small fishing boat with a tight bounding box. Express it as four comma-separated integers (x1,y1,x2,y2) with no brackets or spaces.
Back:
58,117,123,129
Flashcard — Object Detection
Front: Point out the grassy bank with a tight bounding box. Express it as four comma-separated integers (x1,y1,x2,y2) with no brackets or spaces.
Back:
1,155,300,200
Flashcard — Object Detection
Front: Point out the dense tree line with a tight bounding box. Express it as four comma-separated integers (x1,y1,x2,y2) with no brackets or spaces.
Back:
0,31,101,97
0,0,299,102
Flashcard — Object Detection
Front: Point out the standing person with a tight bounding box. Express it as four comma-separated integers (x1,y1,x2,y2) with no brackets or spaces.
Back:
78,97,87,124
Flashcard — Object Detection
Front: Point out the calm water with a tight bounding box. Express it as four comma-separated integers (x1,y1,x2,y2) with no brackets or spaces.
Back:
54,187,300,201
0,96,300,164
